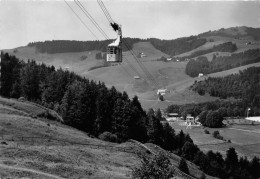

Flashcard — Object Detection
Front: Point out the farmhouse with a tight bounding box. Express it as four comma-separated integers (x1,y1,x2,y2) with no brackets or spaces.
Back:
198,73,204,77
186,115,195,124
157,89,167,95
166,113,179,122
140,52,147,58
167,57,172,61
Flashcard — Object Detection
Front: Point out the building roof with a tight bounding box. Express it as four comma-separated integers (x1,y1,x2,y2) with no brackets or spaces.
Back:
246,117,260,122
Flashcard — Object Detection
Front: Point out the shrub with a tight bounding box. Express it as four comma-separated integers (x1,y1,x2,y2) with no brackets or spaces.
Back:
98,131,117,143
132,152,174,179
204,129,210,134
213,130,224,140
213,130,219,138
200,172,206,179
179,158,189,174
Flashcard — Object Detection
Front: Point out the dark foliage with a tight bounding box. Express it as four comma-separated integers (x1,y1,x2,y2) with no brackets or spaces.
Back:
132,152,174,179
186,48,260,77
28,38,143,54
148,36,207,56
191,66,260,111
179,158,189,174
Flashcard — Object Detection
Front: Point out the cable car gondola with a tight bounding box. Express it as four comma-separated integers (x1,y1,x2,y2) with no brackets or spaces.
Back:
107,23,122,63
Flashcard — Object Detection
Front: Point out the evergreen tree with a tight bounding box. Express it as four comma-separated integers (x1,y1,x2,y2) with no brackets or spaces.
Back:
20,60,40,101
147,108,163,145
179,158,189,174
249,156,260,179
225,147,239,176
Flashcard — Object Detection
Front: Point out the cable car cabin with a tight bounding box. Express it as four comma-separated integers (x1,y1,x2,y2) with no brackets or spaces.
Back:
107,45,122,63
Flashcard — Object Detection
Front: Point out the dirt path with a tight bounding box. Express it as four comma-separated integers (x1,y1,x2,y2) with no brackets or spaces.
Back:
228,127,260,134
0,163,65,179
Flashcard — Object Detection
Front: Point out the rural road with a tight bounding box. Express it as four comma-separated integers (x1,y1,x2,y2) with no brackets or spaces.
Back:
0,163,65,179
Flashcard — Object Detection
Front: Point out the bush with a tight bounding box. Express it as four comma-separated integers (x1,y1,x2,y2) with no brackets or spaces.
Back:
213,130,219,138
200,172,206,179
132,152,174,179
179,158,189,174
98,131,117,143
204,129,210,134
213,130,224,140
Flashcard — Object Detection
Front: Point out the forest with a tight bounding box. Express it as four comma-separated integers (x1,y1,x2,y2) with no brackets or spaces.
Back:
1,52,260,179
191,66,260,109
27,38,143,54
148,36,207,56
185,48,260,77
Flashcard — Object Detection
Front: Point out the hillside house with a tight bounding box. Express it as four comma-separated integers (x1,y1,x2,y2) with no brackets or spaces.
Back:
198,73,204,77
186,115,195,124
140,52,147,58
166,113,179,122
157,89,167,95
167,57,172,61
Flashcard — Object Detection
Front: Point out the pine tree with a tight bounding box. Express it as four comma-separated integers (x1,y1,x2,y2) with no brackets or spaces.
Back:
179,158,189,174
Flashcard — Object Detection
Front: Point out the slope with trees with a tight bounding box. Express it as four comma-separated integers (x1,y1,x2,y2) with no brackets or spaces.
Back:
1,52,260,179
186,48,260,77
148,36,207,56
183,42,237,59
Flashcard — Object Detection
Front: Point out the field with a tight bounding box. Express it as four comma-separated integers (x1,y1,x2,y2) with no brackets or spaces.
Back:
169,120,260,160
0,97,214,179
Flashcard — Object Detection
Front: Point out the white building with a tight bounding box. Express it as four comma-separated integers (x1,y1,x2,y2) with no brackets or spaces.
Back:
246,117,260,122
198,73,204,77
166,113,179,122
140,52,147,58
157,89,167,95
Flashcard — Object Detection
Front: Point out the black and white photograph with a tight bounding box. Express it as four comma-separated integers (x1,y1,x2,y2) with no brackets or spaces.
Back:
0,0,260,178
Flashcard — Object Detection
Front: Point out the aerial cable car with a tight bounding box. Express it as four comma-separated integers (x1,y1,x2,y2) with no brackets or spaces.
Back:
107,22,122,63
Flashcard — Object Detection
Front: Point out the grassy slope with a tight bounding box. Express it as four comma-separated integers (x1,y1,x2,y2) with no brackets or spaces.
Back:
0,97,215,179
3,27,260,110
170,121,260,160
175,27,260,61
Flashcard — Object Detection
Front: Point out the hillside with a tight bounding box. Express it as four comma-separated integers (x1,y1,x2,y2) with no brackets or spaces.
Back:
0,97,214,179
2,26,260,110
176,26,260,60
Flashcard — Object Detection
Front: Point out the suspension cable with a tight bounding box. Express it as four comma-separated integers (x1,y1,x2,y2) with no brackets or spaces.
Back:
64,0,99,40
74,0,109,40
123,40,160,89
97,0,113,24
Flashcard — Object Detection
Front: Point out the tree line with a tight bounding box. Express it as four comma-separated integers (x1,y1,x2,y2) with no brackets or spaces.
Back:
27,38,143,54
148,36,207,56
27,37,206,57
185,48,260,77
191,66,260,113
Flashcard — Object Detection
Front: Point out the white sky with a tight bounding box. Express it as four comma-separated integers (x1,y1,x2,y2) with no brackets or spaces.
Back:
0,0,260,49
